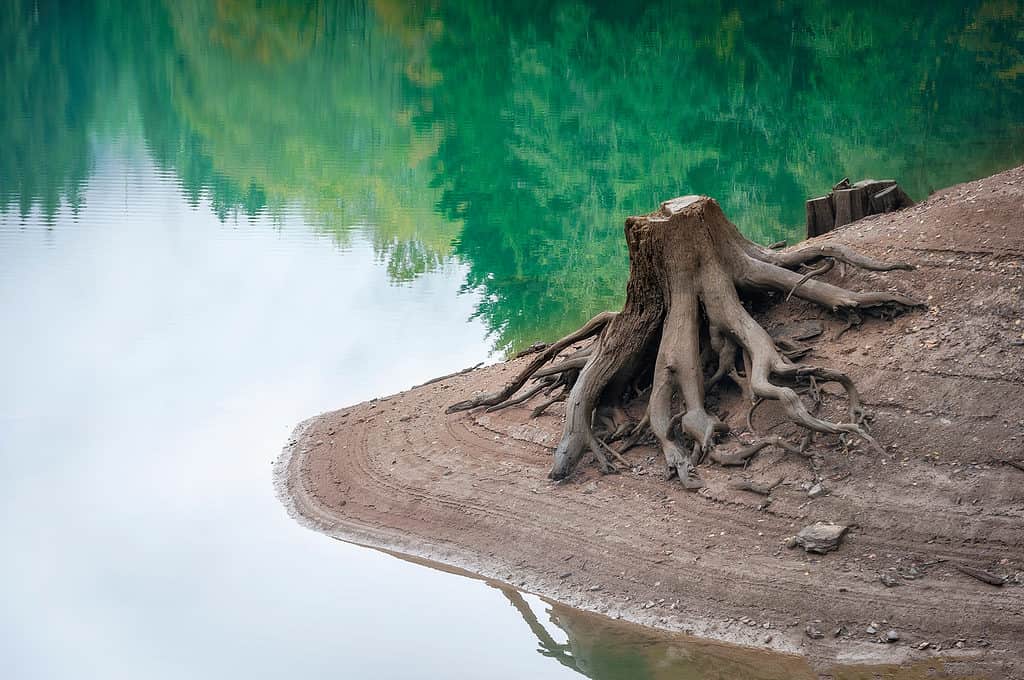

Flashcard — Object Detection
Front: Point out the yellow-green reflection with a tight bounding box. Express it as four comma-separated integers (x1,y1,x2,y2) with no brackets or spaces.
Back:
2,0,1023,351
377,546,982,680
497,584,984,680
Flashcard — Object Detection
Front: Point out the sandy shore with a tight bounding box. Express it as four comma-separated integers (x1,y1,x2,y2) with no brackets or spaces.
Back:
278,166,1024,678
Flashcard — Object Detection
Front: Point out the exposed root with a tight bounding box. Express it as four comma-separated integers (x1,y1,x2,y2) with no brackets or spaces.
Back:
730,476,785,495
531,393,567,419
749,240,915,272
484,380,551,413
533,356,589,379
787,259,834,301
447,311,616,413
449,196,921,485
710,436,805,466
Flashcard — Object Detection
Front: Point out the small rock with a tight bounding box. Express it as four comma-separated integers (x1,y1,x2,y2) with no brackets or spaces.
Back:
918,641,930,650
558,571,572,579
880,572,903,588
581,482,598,494
808,483,828,498
805,624,825,640
886,630,900,643
764,634,773,643
588,584,602,591
866,625,878,635
793,522,849,554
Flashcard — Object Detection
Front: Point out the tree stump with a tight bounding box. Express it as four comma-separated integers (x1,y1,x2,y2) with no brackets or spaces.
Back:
833,187,867,227
871,184,915,213
805,196,834,237
806,178,914,238
451,197,922,487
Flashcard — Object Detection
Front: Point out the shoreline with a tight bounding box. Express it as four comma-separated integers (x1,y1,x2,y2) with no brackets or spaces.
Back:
278,166,1024,678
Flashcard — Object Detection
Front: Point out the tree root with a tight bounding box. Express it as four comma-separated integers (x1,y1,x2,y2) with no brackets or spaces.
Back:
730,476,785,495
449,196,922,486
446,311,615,413
710,436,806,466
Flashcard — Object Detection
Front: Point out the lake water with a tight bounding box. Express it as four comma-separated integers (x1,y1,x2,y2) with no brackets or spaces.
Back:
2,1,1021,678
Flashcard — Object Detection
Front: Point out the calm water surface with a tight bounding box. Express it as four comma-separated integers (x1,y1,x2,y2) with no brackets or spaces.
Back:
2,1,1021,678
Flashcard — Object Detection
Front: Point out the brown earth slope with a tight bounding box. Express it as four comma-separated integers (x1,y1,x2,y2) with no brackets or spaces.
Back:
278,166,1024,678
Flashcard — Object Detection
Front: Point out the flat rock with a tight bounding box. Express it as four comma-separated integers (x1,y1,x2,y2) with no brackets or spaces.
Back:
794,522,849,554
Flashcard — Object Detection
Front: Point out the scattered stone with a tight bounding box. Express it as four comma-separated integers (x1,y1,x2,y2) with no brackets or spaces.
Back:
880,572,904,588
866,624,879,635
582,481,599,494
807,483,828,498
918,641,930,650
558,571,572,579
886,630,901,643
792,522,849,554
805,624,825,640
588,584,602,591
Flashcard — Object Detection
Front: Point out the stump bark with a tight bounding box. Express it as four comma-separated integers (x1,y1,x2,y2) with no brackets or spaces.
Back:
449,197,922,486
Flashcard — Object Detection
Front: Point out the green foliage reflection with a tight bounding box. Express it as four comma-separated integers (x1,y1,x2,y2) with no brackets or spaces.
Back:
1,0,1022,351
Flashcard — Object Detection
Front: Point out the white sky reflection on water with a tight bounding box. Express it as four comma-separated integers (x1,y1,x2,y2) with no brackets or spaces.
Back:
0,148,581,680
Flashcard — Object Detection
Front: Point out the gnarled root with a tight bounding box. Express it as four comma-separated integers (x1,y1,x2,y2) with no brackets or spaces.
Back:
446,311,615,413
449,196,921,486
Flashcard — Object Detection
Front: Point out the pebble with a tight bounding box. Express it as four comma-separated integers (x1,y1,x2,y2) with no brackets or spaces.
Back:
886,630,900,643
805,624,825,640
880,572,903,588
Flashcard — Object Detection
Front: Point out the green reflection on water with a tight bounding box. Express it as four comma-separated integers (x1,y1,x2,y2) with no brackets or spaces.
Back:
498,584,984,680
3,0,1023,354
392,548,983,680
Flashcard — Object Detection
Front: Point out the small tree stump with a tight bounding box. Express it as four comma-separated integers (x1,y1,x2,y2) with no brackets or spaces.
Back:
806,178,913,237
854,178,897,197
833,187,867,228
870,184,915,213
805,195,834,238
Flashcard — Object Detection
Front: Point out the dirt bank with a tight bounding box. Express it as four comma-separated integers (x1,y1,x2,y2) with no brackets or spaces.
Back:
278,166,1024,678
